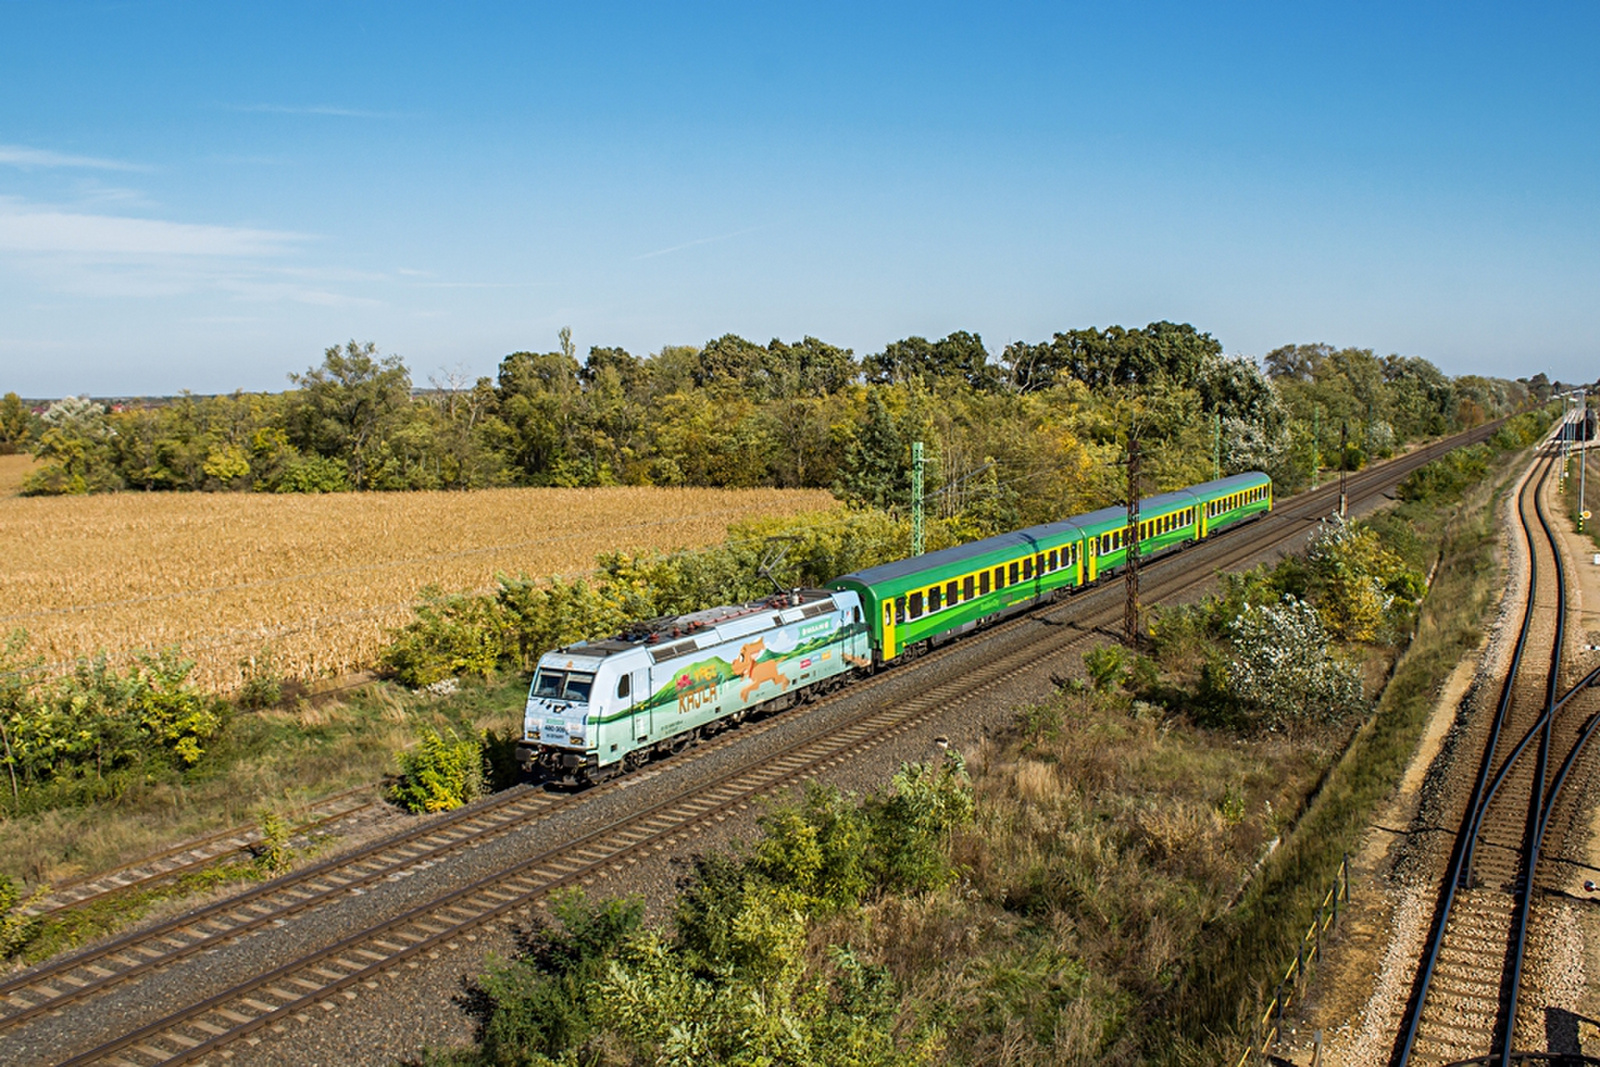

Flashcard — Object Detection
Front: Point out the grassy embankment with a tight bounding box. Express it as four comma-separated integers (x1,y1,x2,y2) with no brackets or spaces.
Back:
1161,435,1529,1058
0,674,526,964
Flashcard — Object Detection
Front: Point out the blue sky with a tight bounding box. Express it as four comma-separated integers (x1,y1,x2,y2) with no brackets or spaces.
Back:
2,1,1597,396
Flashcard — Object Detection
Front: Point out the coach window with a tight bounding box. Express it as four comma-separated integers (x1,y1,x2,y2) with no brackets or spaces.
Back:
909,591,924,618
1047,549,1058,571
895,596,906,623
1009,562,1020,584
946,580,958,603
979,571,991,595
1022,558,1033,581
928,587,942,612
963,576,975,599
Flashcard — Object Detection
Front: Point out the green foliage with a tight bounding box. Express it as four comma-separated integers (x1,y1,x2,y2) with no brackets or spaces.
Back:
22,395,121,495
1303,517,1423,643
0,875,44,958
0,634,227,788
389,727,484,813
235,651,283,710
0,392,34,453
380,587,510,686
252,810,293,874
1083,645,1130,693
448,764,969,1065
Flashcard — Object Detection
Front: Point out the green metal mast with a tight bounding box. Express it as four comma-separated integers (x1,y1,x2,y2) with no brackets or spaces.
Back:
911,441,924,556
1311,406,1321,490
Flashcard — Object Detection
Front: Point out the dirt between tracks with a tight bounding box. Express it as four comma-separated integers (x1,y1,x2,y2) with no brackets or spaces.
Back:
1272,455,1600,1065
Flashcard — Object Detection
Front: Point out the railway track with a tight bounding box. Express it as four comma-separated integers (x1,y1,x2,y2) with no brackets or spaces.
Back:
1392,429,1600,1066
23,785,382,921
0,422,1504,1066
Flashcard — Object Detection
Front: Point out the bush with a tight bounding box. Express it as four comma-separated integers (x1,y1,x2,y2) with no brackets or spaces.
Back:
235,651,283,710
1227,595,1367,732
380,588,509,687
389,727,484,813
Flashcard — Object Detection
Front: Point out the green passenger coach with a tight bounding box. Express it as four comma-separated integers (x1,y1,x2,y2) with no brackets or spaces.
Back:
829,470,1272,665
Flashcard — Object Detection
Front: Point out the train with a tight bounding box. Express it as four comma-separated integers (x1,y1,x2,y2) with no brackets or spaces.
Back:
519,470,1272,783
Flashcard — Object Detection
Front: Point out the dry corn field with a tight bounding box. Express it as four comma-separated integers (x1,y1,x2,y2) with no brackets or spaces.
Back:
0,486,833,691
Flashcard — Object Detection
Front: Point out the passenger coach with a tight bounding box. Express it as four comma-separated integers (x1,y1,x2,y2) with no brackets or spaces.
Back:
829,471,1271,665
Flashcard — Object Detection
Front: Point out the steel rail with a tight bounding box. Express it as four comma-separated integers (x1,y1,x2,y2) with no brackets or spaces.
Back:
1393,447,1555,1066
1496,440,1569,1062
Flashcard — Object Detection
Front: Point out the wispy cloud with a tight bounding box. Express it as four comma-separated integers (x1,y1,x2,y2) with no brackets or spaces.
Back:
633,225,766,261
0,144,150,172
0,200,308,257
225,104,405,119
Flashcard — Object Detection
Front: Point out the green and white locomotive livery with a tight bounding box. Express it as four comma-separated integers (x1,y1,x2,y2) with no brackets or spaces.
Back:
520,589,870,783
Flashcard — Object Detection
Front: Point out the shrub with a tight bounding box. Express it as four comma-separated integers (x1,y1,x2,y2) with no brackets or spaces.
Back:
1227,595,1367,732
380,588,509,687
389,727,484,813
235,651,283,710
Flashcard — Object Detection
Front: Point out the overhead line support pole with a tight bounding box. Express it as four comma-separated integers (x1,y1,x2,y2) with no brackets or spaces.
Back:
911,441,924,557
1125,426,1141,647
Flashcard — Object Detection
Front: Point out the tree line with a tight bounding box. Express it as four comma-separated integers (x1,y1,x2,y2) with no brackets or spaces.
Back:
2,323,1535,521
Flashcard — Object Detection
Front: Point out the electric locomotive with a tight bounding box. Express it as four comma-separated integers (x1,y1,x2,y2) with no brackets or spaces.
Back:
520,589,870,783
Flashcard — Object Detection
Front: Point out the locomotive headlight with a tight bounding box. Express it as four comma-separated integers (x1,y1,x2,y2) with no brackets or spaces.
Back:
569,734,585,746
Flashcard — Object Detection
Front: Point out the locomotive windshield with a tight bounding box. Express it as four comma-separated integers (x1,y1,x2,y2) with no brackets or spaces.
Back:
531,670,595,702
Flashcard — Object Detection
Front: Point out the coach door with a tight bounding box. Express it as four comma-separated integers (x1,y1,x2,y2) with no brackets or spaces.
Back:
881,600,898,662
1086,536,1099,583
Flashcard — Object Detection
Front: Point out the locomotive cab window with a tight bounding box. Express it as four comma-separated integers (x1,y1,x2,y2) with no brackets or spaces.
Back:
616,674,630,699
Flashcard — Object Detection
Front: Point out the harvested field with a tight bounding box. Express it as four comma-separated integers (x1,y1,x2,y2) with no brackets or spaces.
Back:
0,454,41,496
0,486,833,690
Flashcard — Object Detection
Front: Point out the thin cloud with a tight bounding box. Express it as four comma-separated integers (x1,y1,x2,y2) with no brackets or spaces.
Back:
226,104,406,119
0,144,150,172
0,200,309,257
633,225,766,261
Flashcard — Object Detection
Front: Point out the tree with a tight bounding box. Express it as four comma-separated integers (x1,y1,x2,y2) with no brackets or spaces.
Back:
864,331,993,390
22,396,121,495
1226,595,1366,732
285,341,413,490
0,393,32,454
836,390,908,508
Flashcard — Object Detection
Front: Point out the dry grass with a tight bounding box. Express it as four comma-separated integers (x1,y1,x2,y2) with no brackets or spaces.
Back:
0,485,832,690
0,454,40,496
